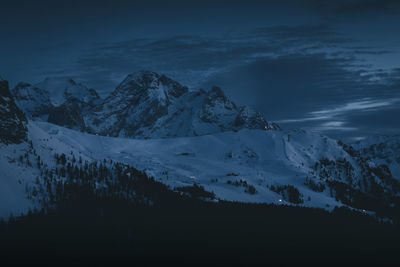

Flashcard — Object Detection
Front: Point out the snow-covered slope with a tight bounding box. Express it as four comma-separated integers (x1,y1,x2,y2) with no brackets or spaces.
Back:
0,121,95,218
8,119,399,211
2,119,399,218
0,78,30,216
33,122,400,210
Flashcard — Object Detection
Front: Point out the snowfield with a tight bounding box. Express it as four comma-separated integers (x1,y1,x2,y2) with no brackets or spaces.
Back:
2,120,398,218
0,121,345,218
0,142,36,217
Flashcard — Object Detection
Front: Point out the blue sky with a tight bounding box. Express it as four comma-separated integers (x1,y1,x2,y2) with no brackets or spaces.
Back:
1,0,399,141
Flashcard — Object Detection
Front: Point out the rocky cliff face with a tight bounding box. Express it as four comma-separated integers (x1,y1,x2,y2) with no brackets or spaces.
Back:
87,71,189,137
0,78,27,144
12,82,53,119
33,77,100,107
47,98,87,131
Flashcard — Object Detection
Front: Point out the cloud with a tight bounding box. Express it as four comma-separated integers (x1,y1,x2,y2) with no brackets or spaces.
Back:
278,98,400,122
321,121,346,127
310,98,398,116
65,24,393,94
277,97,400,140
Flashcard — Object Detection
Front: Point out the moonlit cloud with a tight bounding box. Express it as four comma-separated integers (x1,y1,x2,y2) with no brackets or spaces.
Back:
67,24,395,94
321,121,346,127
279,98,400,122
277,98,400,139
310,98,398,116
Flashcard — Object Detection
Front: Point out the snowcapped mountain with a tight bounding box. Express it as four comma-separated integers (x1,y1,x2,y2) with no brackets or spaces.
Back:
0,78,27,144
86,70,190,137
30,77,99,107
1,75,399,221
86,71,278,138
12,71,277,138
12,77,100,129
12,82,53,119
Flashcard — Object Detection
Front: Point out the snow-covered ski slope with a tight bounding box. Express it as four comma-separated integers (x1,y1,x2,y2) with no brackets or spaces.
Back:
34,122,347,206
4,120,399,218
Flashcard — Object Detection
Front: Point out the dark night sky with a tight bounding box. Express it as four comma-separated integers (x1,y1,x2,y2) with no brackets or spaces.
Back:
1,0,399,141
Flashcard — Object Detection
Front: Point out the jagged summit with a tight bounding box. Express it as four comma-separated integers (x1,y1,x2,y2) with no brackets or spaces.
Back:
35,77,100,106
12,77,100,130
13,82,52,118
208,86,227,99
13,77,100,109
117,70,160,90
114,70,189,101
15,81,31,88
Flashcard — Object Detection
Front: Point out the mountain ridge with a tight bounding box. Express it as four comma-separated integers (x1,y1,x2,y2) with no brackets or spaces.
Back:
12,71,279,138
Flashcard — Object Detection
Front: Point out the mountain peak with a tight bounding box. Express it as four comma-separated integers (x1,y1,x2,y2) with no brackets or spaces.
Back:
15,82,31,88
209,86,225,98
129,70,159,79
116,71,188,100
34,77,99,106
12,77,100,128
206,86,230,104
118,70,160,90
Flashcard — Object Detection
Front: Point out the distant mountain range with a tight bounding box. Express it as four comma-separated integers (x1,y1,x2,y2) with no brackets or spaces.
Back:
11,71,279,138
0,72,399,221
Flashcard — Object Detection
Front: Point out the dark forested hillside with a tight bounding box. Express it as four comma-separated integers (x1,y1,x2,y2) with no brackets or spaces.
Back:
0,154,399,266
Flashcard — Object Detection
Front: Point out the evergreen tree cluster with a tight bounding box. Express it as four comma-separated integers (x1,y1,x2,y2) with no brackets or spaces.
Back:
270,184,303,204
175,184,216,199
314,154,400,220
226,179,258,195
304,177,326,192
1,153,400,265
25,152,190,214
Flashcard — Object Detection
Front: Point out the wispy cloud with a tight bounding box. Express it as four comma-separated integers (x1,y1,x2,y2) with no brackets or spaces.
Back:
277,98,400,136
278,98,400,123
311,98,397,116
63,24,394,93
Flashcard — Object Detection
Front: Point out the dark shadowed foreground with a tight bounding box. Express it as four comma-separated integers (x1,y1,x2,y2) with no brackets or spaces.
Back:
0,160,399,266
